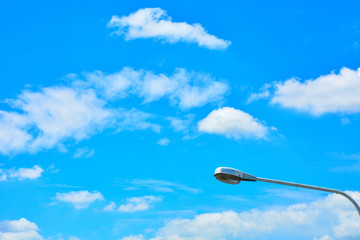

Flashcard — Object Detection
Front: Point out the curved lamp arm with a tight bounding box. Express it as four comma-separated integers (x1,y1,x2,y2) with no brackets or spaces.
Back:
257,177,360,217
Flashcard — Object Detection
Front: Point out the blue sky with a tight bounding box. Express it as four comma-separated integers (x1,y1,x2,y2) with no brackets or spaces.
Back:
1,1,360,240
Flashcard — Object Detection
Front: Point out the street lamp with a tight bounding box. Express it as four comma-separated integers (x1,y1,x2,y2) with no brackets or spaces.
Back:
214,167,360,217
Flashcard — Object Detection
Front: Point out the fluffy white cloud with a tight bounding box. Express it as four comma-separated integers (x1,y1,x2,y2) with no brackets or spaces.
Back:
117,195,162,212
0,165,43,181
55,190,104,209
0,218,42,240
198,107,269,139
108,8,231,50
121,192,360,240
271,67,360,115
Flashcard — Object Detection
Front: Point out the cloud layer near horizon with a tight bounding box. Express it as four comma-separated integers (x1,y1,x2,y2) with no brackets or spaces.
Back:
120,191,360,240
108,8,231,50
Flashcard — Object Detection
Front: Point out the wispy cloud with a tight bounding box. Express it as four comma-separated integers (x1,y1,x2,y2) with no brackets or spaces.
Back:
0,165,43,181
115,108,161,133
247,83,271,104
108,8,231,50
330,152,360,173
120,192,360,240
54,190,104,209
0,67,228,156
198,107,271,140
73,147,95,159
120,179,201,194
82,67,228,109
0,87,114,155
157,138,170,146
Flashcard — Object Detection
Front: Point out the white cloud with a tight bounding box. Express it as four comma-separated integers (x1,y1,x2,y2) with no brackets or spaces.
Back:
198,107,269,139
0,218,42,240
157,138,170,146
118,195,162,212
271,67,360,115
121,192,360,240
108,8,231,50
0,165,43,181
55,190,104,209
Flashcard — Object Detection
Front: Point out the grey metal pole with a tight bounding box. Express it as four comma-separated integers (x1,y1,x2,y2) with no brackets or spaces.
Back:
257,177,360,217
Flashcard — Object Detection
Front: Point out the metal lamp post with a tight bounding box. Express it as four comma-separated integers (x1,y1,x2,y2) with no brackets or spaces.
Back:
214,167,360,217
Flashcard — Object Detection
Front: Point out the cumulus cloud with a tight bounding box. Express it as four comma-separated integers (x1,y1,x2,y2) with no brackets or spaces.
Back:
120,192,360,240
198,107,269,139
117,195,162,212
0,165,43,181
0,218,42,240
108,8,231,50
55,190,104,209
271,67,360,115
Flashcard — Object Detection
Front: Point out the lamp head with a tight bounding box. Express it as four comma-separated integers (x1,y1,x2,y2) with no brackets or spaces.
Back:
214,167,257,184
